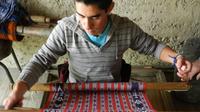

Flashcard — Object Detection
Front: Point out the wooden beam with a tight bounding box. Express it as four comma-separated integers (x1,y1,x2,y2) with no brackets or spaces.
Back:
0,107,39,112
145,82,190,90
17,26,53,37
31,16,50,23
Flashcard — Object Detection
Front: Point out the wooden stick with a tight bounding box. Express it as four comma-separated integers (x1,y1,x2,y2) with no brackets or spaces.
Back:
31,15,50,23
17,26,53,37
30,82,190,92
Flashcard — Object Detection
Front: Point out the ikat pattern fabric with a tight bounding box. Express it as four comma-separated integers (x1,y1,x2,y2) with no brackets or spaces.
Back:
41,82,155,112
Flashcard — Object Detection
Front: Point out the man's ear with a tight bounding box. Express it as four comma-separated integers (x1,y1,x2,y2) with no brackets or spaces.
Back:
106,2,114,14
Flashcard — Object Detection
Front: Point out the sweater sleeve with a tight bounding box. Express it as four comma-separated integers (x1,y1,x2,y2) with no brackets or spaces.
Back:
129,22,166,59
18,21,67,87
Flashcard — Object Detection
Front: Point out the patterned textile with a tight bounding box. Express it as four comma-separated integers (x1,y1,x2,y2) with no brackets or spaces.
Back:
41,82,155,112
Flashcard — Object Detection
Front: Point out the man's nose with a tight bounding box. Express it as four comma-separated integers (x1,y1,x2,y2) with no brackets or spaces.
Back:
84,18,92,29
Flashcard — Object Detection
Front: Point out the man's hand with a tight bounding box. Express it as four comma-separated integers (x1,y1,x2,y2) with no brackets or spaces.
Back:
177,60,200,81
3,81,29,110
3,90,23,109
175,55,192,81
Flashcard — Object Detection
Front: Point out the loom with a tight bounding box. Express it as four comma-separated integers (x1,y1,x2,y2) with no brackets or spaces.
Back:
1,82,190,112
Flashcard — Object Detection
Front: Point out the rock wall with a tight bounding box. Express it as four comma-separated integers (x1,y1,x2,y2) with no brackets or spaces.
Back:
2,0,200,68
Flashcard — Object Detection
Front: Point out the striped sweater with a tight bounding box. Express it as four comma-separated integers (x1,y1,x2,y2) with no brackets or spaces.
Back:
19,14,166,87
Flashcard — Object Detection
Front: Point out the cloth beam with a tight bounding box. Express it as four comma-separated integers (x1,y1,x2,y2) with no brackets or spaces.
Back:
50,82,145,92
30,82,190,92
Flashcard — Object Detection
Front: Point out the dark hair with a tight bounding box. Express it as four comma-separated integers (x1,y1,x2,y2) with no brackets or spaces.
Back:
75,0,112,10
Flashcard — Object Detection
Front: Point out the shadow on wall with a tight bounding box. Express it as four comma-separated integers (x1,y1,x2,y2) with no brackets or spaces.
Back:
182,37,200,61
173,37,200,104
20,0,74,18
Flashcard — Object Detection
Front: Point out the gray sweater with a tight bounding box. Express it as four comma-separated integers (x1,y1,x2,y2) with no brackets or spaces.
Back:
19,14,166,87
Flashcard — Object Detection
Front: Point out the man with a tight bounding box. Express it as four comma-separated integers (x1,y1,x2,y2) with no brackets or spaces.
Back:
178,60,200,80
4,0,191,109
175,37,200,81
174,37,200,103
188,60,200,80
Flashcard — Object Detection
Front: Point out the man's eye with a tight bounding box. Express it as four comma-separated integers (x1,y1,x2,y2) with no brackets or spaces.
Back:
91,17,99,20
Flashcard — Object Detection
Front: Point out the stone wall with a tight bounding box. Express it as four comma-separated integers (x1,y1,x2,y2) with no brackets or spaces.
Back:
2,0,200,68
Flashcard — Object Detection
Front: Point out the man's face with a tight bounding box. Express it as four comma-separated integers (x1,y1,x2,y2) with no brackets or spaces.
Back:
75,2,109,35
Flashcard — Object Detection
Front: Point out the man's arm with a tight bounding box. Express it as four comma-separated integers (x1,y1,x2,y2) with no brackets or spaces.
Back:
3,19,68,110
3,81,29,109
127,21,192,79
159,47,178,63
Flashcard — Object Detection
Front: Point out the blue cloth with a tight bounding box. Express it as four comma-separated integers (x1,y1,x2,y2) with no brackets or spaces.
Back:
0,0,16,23
87,21,111,47
0,0,32,41
0,0,32,25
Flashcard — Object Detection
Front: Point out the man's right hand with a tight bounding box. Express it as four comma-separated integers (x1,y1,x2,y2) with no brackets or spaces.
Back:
177,60,200,81
3,90,23,109
3,81,29,110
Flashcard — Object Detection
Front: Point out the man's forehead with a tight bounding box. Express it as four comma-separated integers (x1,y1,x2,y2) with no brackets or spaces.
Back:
76,11,102,18
75,3,106,18
75,2,105,12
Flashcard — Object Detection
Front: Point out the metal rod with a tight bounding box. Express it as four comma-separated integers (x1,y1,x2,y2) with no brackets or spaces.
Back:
0,62,14,84
11,48,22,72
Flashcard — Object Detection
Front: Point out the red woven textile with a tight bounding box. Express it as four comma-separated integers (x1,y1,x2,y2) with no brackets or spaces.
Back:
41,82,155,112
